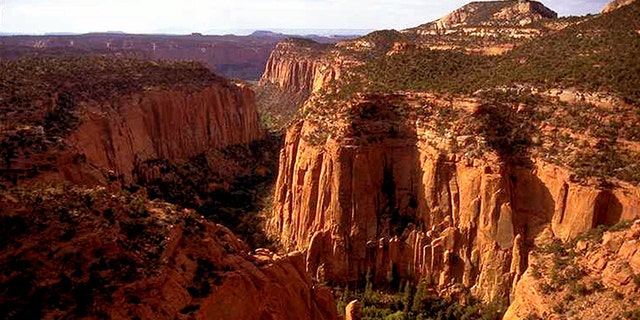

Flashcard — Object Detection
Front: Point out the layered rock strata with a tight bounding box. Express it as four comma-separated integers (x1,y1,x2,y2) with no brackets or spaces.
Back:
413,0,558,30
267,94,640,304
505,221,640,319
68,82,263,184
260,39,342,96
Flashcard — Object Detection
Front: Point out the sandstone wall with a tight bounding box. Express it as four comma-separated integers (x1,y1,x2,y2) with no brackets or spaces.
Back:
504,221,640,319
68,82,264,183
267,107,640,304
113,224,337,320
0,188,336,320
259,42,339,95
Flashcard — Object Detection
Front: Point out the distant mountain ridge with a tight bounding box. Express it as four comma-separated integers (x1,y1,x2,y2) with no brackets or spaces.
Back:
0,32,358,80
409,0,558,31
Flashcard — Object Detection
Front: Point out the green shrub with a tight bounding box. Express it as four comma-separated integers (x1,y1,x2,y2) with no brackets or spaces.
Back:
609,220,634,232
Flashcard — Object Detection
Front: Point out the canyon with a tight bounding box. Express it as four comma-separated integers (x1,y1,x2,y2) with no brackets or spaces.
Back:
68,82,263,184
0,32,355,80
1,0,640,319
0,58,263,186
260,0,640,317
0,186,337,320
0,57,336,319
267,92,640,305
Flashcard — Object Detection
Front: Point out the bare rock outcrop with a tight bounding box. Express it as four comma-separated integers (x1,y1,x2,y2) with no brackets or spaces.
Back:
345,300,362,320
504,221,640,319
259,39,341,96
603,0,638,13
0,186,337,320
67,82,263,184
267,93,640,304
400,0,568,53
417,0,557,30
1,58,265,187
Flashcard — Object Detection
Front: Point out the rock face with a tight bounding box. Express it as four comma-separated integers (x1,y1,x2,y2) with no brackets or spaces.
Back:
67,82,263,184
345,300,362,320
0,56,337,319
603,0,638,13
0,186,337,320
504,221,640,319
267,94,640,304
0,58,266,188
260,39,341,96
260,0,640,315
419,0,557,30
401,0,566,53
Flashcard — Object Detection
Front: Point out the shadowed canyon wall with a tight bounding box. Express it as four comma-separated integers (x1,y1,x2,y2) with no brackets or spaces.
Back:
64,83,263,184
266,94,640,304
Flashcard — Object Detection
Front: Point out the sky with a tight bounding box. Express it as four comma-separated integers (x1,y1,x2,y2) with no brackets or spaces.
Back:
1,0,612,35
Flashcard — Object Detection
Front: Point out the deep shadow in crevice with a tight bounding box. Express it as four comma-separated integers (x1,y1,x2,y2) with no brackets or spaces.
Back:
131,134,283,250
473,101,536,167
593,189,623,227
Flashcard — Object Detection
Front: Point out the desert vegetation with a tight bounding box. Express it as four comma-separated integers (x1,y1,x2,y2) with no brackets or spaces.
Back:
0,183,234,319
0,56,219,127
525,220,640,319
133,138,280,249
335,277,504,320
0,57,222,186
295,1,640,185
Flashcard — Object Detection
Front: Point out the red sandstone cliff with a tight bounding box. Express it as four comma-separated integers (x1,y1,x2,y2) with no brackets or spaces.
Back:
0,58,265,187
260,0,640,316
1,57,336,320
267,93,640,304
505,220,640,319
67,82,263,184
260,39,342,96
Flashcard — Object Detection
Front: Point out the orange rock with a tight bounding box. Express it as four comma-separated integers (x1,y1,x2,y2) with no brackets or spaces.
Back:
602,0,638,13
0,189,336,320
505,220,640,319
267,93,640,304
68,83,264,184
345,300,362,320
260,40,340,96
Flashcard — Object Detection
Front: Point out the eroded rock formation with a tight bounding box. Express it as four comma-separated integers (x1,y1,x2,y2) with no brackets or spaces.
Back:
260,39,343,96
505,221,640,319
603,0,638,13
68,82,263,184
400,0,575,54
0,33,354,80
1,55,341,320
0,186,337,320
414,0,557,30
345,300,362,320
267,93,640,304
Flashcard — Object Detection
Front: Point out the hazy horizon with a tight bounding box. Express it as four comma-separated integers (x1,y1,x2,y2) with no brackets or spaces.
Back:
0,28,375,37
2,0,611,35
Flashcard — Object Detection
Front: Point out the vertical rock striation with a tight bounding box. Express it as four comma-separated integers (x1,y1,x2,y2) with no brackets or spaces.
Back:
259,39,341,96
267,96,640,304
68,82,263,183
